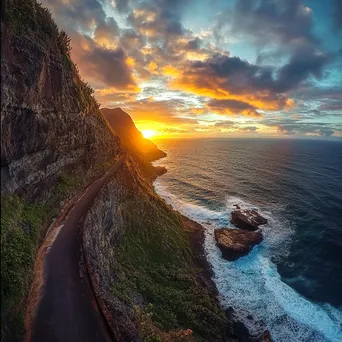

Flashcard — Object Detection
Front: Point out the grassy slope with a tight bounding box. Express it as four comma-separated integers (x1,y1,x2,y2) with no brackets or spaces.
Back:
106,161,234,342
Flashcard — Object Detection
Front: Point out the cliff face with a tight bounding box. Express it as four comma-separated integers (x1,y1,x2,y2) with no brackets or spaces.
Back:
102,107,166,162
1,1,122,200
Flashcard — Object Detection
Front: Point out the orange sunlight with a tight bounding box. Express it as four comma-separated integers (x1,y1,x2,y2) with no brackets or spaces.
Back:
141,129,157,139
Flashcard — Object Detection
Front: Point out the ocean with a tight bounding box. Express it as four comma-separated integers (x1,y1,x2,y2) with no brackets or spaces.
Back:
153,138,342,342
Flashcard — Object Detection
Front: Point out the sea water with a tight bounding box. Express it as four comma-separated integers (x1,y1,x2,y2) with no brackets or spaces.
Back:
153,138,342,342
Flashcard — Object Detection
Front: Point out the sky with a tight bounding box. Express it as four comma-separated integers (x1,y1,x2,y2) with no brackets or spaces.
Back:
42,0,342,139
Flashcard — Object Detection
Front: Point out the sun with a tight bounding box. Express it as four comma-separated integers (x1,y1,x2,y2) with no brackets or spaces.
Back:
141,130,156,139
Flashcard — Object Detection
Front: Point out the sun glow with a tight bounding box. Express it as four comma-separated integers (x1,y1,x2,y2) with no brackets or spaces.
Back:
141,129,157,139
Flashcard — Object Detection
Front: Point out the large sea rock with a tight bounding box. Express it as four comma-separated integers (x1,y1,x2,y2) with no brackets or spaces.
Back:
214,228,263,261
231,209,267,231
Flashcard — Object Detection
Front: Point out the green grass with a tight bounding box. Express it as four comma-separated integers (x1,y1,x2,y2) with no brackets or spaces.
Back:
0,196,48,341
112,192,229,341
0,160,114,342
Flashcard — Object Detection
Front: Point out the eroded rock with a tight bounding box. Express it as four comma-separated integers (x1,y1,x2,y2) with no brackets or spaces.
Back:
231,209,267,231
214,228,263,261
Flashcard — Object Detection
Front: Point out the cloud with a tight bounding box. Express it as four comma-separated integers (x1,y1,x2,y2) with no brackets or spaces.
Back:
275,48,330,92
40,0,340,138
207,99,262,117
168,53,295,111
42,0,107,31
113,0,131,14
127,1,186,42
216,0,318,51
160,127,191,134
262,118,341,137
212,121,258,133
333,0,342,31
119,97,199,126
71,32,139,90
94,17,120,48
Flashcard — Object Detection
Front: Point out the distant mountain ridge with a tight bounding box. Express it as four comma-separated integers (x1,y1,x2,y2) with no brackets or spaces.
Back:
101,107,166,162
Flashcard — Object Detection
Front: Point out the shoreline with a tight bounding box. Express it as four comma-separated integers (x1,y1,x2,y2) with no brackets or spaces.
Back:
151,153,273,342
151,160,261,342
180,215,257,342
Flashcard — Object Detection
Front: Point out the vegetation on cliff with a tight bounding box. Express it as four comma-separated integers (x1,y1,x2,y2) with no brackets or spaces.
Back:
0,160,114,341
84,159,237,341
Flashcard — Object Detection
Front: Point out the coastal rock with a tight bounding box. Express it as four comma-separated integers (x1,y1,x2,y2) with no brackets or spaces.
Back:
214,228,263,261
231,209,267,231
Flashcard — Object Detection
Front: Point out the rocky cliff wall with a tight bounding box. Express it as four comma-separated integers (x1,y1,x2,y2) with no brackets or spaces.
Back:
1,0,122,200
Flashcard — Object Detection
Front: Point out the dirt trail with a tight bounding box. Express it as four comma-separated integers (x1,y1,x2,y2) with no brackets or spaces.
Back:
27,159,123,342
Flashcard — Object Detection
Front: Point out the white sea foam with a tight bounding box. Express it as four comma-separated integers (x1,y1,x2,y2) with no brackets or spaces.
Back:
153,179,342,342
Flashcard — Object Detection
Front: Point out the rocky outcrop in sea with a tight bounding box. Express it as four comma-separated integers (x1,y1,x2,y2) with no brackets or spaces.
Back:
215,208,268,261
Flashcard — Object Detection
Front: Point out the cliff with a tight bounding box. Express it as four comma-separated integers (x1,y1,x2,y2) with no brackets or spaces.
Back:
1,1,243,342
83,157,238,341
102,107,167,179
102,107,166,162
1,0,122,200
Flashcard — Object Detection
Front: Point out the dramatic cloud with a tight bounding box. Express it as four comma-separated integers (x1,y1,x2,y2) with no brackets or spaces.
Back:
169,53,296,111
40,0,341,138
207,99,262,117
275,47,330,92
71,32,139,91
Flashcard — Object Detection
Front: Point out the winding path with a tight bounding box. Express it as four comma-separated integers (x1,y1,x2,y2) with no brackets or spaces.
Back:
27,158,123,342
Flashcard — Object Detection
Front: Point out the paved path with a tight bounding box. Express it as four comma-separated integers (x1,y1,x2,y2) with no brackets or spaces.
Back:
28,159,123,342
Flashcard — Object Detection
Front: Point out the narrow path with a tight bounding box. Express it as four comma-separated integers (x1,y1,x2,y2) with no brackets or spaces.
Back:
28,158,123,342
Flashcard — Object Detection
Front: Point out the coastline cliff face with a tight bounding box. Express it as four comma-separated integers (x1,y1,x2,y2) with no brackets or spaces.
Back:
102,107,166,162
1,0,122,200
1,2,244,342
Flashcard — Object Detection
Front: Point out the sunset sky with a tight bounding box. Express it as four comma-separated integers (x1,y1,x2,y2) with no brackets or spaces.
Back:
43,0,342,139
